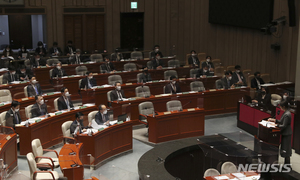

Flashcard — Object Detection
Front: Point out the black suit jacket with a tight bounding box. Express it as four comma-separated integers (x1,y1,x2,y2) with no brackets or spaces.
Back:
3,72,18,84
221,77,233,89
201,61,215,69
140,73,152,83
151,58,164,69
100,62,115,72
70,55,86,64
31,57,47,67
276,110,292,136
110,89,126,101
17,69,32,81
255,93,271,107
165,82,181,94
5,109,22,129
150,51,163,59
57,96,74,110
196,68,210,78
188,56,200,67
231,72,247,86
27,83,43,97
64,46,76,55
251,77,265,89
111,53,123,61
80,77,97,89
95,112,109,125
70,120,89,135
31,103,48,118
52,67,67,78
35,47,47,57
18,50,29,59
49,47,62,56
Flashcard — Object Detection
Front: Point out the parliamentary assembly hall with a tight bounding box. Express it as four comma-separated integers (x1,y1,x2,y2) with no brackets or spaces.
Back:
0,0,300,179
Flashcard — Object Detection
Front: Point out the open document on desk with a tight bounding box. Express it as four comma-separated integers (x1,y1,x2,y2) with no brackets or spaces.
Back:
259,120,276,128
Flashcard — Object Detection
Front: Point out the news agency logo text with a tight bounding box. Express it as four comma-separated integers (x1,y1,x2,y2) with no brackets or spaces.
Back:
237,164,291,173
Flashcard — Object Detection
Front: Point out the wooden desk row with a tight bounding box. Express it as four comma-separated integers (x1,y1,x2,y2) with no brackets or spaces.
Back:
0,82,29,99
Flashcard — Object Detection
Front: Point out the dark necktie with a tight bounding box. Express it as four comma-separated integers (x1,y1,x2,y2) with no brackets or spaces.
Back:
107,63,111,71
14,112,19,124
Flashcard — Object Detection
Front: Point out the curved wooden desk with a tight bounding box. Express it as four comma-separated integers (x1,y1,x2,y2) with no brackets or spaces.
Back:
59,143,84,180
0,127,17,175
76,121,132,168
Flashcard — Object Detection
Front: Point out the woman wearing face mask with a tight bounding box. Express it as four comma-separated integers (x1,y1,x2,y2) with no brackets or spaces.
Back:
18,45,29,59
201,56,215,72
35,41,47,57
252,86,271,107
188,50,200,67
2,45,13,58
5,101,22,129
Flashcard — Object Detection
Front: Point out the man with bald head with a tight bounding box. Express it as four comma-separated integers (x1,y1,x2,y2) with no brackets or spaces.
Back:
95,104,110,125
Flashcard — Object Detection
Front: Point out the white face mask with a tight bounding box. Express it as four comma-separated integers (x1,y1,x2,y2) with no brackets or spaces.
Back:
116,86,121,90
15,108,19,112
65,92,70,96
21,71,26,74
172,81,176,84
155,49,159,52
236,70,240,73
39,46,43,48
206,59,210,62
203,69,208,73
39,100,44,105
22,48,25,51
88,76,93,79
283,95,287,100
57,66,61,70
36,58,40,61
32,80,37,84
192,54,196,56
103,110,107,114
6,49,10,51
228,76,232,80
11,71,16,75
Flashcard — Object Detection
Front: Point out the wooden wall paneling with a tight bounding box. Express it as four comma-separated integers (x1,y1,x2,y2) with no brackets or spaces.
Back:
74,15,83,49
154,0,159,46
76,0,81,6
144,0,154,51
64,0,73,6
97,15,105,50
183,0,191,58
169,0,179,57
199,0,207,54
193,0,201,54
36,0,41,6
138,0,145,13
177,0,185,63
85,0,94,6
189,0,195,52
106,0,113,53
98,0,106,6
85,15,96,51
165,0,171,57
56,0,65,49
112,0,120,51
158,0,167,55
29,0,36,6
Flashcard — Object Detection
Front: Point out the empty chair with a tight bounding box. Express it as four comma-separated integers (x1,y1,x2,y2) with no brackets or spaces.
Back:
212,59,221,67
261,73,270,83
46,58,60,66
147,61,153,69
61,121,73,138
107,90,112,107
166,100,182,111
78,79,82,89
164,70,178,80
24,59,31,68
108,75,122,85
49,69,53,78
137,73,143,83
214,66,225,77
197,53,206,60
54,97,59,111
215,79,224,89
247,75,254,87
190,81,205,91
27,152,59,180
221,162,238,174
24,86,29,97
138,101,154,125
0,75,3,85
31,139,60,169
271,94,282,106
190,68,199,78
243,69,252,76
0,111,7,126
90,54,103,63
75,66,88,76
0,90,12,102
131,51,143,59
227,65,235,72
203,168,220,178
167,60,180,68
135,86,151,97
124,63,137,71
25,104,33,119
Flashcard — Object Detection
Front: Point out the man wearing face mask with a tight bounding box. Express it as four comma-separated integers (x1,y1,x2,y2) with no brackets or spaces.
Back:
70,112,91,136
252,86,271,107
51,62,67,78
49,42,62,57
80,71,97,89
65,40,76,56
95,104,110,125
165,76,181,94
58,87,74,110
152,52,164,70
3,66,18,84
5,101,22,129
221,71,235,89
150,45,163,59
17,66,32,81
196,64,210,78
201,56,215,72
231,65,247,86
111,48,123,61
18,45,29,59
140,67,152,83
31,95,48,118
27,76,43,97
251,71,265,90
188,50,200,67
110,82,126,101
71,49,85,64
100,56,115,73
282,91,293,104
35,41,47,57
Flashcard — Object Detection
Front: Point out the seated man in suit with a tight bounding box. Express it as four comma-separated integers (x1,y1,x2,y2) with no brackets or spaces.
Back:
196,64,210,78
221,71,235,89
201,56,215,72
5,101,21,129
65,40,76,56
152,52,164,70
70,112,91,136
51,62,67,78
188,50,200,67
251,71,265,90
95,104,110,126
252,86,271,107
35,41,47,57
140,67,152,83
111,48,123,61
27,76,43,97
3,66,18,84
17,65,32,81
150,45,163,59
80,71,97,89
71,49,85,64
165,75,181,94
58,87,74,110
232,65,247,86
101,56,115,73
110,82,126,101
49,42,62,57
31,95,48,118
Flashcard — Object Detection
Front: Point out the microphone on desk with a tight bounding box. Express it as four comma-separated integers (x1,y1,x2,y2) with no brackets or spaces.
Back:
62,147,77,155
180,101,192,111
272,110,281,118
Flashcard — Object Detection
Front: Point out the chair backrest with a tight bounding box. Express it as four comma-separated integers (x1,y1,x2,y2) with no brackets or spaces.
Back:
54,97,59,111
90,54,103,63
149,51,154,59
137,73,143,83
31,139,43,159
100,65,107,73
271,94,282,106
261,73,270,83
49,69,53,78
200,60,206,67
147,61,153,69
138,101,154,116
88,111,98,123
190,68,199,78
75,66,88,76
190,81,205,91
0,111,7,126
167,60,180,68
24,86,28,97
214,66,225,77
198,53,206,60
221,162,238,174
135,86,151,97
78,79,82,89
226,65,235,72
243,69,252,76
27,152,37,179
107,90,112,102
164,70,178,80
46,58,60,66
163,85,166,94
212,59,221,67
0,89,12,102
185,54,191,65
108,75,122,85
124,63,137,71
247,75,254,87
25,104,33,119
131,51,143,59
24,59,31,68
0,75,3,85
203,168,220,178
215,79,224,89
61,121,73,138
166,100,182,111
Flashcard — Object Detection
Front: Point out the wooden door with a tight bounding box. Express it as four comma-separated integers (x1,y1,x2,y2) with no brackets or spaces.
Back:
8,15,32,49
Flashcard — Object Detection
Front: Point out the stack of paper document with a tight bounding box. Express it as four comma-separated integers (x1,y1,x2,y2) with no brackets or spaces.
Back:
259,120,276,128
